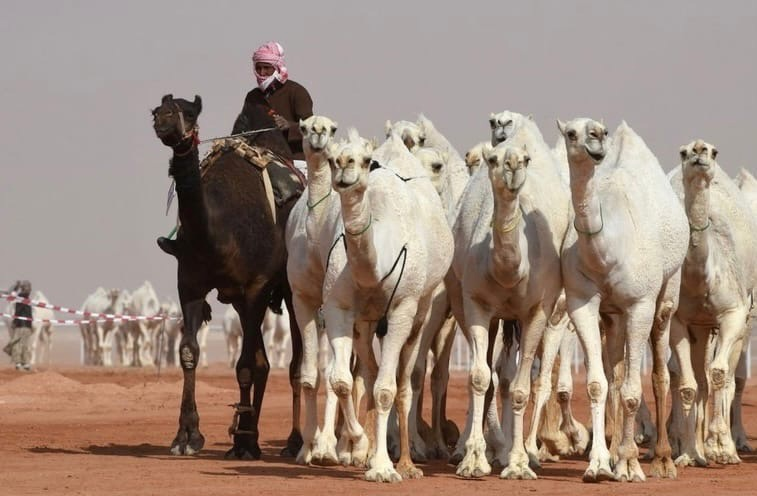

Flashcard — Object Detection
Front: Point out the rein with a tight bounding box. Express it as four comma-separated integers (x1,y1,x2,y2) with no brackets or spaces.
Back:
689,219,711,232
574,205,604,236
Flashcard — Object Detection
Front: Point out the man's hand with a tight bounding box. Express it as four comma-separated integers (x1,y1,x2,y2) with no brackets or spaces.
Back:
273,114,290,131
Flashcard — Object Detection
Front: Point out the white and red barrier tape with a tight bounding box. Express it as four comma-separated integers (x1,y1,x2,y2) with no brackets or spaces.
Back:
1,292,179,325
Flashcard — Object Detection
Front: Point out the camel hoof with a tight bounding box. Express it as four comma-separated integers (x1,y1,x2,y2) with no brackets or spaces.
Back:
311,432,339,466
674,453,707,467
456,442,491,478
224,443,261,460
448,449,464,465
614,457,646,482
735,438,754,453
365,466,402,483
280,429,304,457
169,428,205,456
397,461,424,480
582,456,614,483
650,456,677,479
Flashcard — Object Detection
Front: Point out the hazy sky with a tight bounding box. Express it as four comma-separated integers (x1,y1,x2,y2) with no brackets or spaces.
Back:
1,1,755,318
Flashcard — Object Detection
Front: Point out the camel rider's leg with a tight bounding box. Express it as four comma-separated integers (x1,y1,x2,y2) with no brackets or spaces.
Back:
10,326,33,369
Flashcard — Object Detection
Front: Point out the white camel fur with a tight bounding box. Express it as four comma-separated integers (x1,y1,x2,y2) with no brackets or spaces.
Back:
668,141,757,467
284,115,346,466
321,128,454,482
448,111,570,479
558,118,688,482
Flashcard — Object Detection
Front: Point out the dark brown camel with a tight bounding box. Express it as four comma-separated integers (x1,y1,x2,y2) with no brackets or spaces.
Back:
151,94,303,459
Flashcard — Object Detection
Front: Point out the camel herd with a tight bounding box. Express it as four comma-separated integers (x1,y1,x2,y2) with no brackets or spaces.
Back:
151,95,756,484
285,112,757,483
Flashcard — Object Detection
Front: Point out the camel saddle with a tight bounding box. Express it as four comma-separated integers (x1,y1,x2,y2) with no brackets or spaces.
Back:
199,138,305,221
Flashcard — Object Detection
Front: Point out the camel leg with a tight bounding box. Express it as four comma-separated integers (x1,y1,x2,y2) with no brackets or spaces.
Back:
282,292,304,458
648,294,676,479
556,328,589,456
170,296,207,455
613,301,655,482
291,295,321,464
604,315,625,466
225,296,269,460
568,295,613,482
705,309,747,464
395,317,426,480
501,308,548,480
486,320,512,469
352,321,378,465
323,307,369,469
732,345,753,452
430,315,458,458
365,305,417,483
455,301,492,478
525,315,563,464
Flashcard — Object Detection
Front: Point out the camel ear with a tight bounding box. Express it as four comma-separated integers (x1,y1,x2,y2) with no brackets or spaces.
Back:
384,120,393,138
418,131,427,147
556,119,567,136
299,119,307,133
370,137,379,149
679,145,688,161
527,114,534,121
193,95,202,114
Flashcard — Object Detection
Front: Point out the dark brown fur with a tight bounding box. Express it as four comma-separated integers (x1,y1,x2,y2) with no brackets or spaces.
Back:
151,94,303,459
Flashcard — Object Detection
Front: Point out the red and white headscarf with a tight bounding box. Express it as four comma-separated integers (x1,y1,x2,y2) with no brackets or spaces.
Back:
252,41,289,89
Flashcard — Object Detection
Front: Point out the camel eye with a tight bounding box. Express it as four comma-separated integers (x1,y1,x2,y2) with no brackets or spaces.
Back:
679,149,688,161
711,148,718,159
603,129,609,137
488,157,498,166
489,118,497,129
330,125,337,134
567,130,577,141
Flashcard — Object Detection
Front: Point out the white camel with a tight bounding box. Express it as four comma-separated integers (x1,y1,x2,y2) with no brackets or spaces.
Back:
465,142,488,176
79,287,128,366
321,129,453,482
124,281,161,367
284,115,346,466
732,168,757,452
448,111,570,479
668,140,757,467
558,118,688,482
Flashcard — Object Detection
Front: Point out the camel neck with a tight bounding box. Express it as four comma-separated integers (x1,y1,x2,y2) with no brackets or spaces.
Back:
338,188,380,288
684,183,711,267
569,161,615,271
305,151,333,240
169,147,209,245
490,189,526,287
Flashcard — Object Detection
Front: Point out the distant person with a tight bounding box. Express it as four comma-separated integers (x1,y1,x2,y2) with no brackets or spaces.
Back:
3,280,33,371
233,41,314,166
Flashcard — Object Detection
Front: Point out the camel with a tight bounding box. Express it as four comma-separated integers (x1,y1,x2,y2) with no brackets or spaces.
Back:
558,118,688,482
283,115,351,466
465,142,488,176
733,168,757,452
448,110,570,480
320,129,453,482
151,94,303,459
124,281,161,367
79,287,129,366
668,140,757,466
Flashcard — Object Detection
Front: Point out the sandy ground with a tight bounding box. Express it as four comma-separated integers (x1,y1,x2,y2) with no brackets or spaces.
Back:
0,357,755,496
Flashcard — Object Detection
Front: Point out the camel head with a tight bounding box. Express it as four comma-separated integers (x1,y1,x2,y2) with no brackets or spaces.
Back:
485,143,530,196
299,115,338,153
328,129,375,194
680,139,718,189
152,94,202,149
413,147,448,194
107,288,121,306
465,142,488,176
489,111,528,146
385,119,425,152
557,118,609,167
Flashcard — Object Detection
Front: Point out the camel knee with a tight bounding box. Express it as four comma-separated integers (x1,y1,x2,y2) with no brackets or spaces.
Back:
710,367,727,389
330,373,353,398
587,381,605,403
679,387,696,408
470,366,491,395
180,344,198,370
557,391,571,404
622,395,640,415
374,386,396,413
300,361,319,390
511,389,528,412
